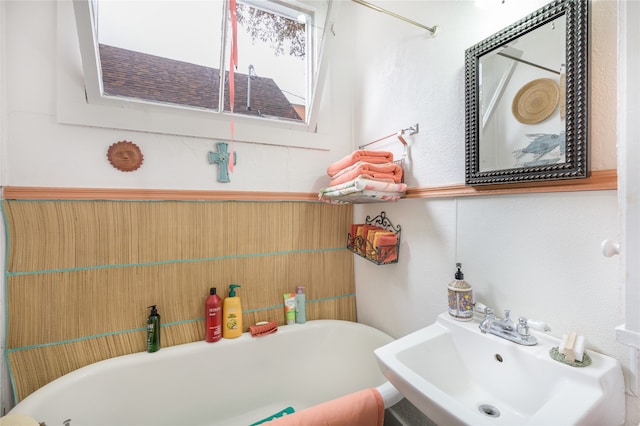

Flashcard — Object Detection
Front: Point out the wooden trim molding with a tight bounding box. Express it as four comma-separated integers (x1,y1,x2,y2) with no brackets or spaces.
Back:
405,169,617,199
2,170,616,202
1,187,320,202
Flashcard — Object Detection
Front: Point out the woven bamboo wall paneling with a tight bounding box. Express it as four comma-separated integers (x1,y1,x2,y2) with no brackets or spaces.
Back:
3,200,355,401
4,201,348,272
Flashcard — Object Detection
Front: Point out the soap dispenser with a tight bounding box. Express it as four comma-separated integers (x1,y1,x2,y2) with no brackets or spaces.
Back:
222,284,242,339
448,263,473,321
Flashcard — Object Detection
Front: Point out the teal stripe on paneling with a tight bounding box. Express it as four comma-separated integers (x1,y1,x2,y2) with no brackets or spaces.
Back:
7,247,347,277
6,318,201,354
6,327,148,353
6,294,356,353
243,293,356,313
308,294,356,304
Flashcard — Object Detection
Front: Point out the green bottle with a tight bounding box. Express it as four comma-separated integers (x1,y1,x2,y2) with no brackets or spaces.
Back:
146,305,161,352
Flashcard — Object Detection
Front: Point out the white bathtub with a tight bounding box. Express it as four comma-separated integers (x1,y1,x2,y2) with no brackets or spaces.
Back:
8,320,401,426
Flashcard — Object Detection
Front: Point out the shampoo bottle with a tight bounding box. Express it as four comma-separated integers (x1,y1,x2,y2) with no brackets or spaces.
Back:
222,284,242,339
448,263,473,321
146,305,161,352
295,286,306,324
205,287,222,342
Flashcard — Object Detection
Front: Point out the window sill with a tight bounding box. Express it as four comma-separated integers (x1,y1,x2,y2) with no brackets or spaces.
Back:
56,90,327,150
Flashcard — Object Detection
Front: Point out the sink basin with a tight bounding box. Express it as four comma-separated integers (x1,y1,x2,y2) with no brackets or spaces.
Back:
375,313,625,425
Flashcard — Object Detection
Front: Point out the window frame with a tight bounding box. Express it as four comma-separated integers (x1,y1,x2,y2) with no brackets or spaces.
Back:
62,0,336,149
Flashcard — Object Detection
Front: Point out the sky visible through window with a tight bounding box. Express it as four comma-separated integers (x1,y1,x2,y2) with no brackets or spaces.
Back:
96,0,306,105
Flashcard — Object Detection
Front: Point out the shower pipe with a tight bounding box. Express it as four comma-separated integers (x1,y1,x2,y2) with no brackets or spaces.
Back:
351,0,438,35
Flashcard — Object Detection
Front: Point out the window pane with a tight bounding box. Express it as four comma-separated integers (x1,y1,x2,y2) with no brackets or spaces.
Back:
96,0,224,111
224,1,307,121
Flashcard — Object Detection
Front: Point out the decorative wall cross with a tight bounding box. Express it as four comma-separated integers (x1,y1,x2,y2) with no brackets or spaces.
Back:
208,142,237,183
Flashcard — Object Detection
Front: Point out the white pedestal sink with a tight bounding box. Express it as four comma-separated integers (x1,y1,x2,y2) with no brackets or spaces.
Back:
375,312,625,425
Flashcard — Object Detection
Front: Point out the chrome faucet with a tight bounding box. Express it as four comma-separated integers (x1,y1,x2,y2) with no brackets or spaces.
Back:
479,308,539,346
478,307,496,333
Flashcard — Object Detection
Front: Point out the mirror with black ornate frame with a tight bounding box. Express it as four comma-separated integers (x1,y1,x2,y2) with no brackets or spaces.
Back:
465,0,588,185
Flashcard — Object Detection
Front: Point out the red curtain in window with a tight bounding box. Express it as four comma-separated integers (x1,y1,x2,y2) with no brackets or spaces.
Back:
228,0,238,173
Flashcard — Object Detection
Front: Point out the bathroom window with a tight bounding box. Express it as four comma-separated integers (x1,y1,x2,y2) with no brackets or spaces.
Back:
69,0,334,144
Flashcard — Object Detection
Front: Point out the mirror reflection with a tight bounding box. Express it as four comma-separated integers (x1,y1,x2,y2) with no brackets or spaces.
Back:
479,16,566,172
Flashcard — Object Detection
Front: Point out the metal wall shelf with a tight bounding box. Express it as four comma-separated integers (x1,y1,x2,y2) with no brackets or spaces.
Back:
347,211,401,265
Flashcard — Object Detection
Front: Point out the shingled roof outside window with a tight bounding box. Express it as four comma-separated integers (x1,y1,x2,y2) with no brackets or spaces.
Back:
99,44,302,121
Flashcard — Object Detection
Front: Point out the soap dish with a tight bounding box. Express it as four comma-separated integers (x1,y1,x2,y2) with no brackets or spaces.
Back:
549,347,592,367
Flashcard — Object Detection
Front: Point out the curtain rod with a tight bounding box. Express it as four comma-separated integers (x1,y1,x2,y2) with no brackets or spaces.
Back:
497,52,561,75
351,0,438,35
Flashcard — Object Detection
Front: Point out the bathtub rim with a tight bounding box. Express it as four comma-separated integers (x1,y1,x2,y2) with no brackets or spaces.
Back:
9,319,402,415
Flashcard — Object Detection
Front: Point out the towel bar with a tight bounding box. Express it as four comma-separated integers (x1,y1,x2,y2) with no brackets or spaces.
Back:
358,123,419,150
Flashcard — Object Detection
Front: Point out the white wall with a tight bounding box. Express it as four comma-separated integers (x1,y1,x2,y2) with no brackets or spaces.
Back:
349,0,637,424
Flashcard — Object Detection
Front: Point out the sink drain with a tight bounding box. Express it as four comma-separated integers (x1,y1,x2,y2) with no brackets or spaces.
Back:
478,404,501,418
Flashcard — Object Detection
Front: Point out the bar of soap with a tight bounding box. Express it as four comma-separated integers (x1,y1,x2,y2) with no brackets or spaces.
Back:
559,334,568,353
574,335,585,362
563,331,577,362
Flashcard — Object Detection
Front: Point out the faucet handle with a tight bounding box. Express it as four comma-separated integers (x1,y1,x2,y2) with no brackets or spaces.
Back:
478,307,495,334
474,302,489,313
527,319,551,332
517,317,530,338
501,309,515,329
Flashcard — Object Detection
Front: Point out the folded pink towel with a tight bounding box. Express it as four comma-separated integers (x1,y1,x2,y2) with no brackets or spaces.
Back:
327,150,394,177
329,163,403,187
266,388,384,426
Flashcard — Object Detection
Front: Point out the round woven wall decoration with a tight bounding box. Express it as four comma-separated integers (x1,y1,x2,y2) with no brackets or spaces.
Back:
107,141,144,172
512,78,560,124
